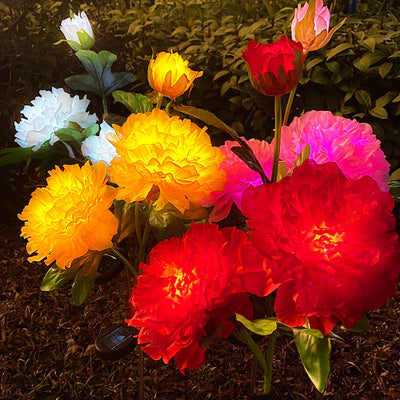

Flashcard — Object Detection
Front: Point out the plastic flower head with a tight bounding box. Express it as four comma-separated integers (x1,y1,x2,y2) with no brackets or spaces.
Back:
242,160,400,335
18,162,118,269
148,51,203,100
14,87,98,152
81,121,118,166
107,109,226,214
127,222,257,373
201,138,274,222
60,11,95,51
291,0,344,54
242,35,303,97
279,110,390,191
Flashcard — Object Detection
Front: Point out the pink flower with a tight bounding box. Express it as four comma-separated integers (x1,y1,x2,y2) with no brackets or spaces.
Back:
201,138,274,222
291,0,337,54
279,110,390,191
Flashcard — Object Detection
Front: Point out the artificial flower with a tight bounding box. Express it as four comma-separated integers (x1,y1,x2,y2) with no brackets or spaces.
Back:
107,109,226,213
19,162,118,269
127,222,257,372
14,87,98,152
291,0,345,54
242,35,303,97
60,11,95,51
242,160,400,335
81,120,118,166
279,110,390,191
148,51,203,100
201,138,273,222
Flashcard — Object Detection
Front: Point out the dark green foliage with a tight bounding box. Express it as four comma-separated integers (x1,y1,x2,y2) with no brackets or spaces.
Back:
2,0,400,168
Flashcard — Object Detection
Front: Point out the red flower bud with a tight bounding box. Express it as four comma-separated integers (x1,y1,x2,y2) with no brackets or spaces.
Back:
242,35,304,97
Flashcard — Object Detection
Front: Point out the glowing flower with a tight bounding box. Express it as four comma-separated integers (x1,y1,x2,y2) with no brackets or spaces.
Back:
81,121,118,166
148,51,203,100
201,138,274,222
242,35,303,97
60,11,95,51
18,162,118,269
107,109,226,213
14,87,98,152
291,0,344,54
242,161,400,335
279,110,390,191
127,222,256,372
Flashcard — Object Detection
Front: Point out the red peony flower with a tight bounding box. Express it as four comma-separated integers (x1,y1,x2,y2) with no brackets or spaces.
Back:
241,160,400,335
127,223,265,372
242,35,303,96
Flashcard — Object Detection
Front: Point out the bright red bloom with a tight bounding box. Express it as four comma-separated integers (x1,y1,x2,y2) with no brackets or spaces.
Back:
127,223,263,372
242,35,303,96
241,160,400,335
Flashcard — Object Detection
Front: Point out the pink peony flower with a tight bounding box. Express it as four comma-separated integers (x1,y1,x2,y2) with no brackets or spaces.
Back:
279,110,390,191
201,138,274,222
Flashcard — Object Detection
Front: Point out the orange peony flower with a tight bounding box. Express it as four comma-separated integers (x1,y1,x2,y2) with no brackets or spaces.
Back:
107,109,226,213
148,51,203,100
19,162,118,269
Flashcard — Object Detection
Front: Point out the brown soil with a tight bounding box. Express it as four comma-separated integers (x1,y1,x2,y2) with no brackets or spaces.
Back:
1,165,400,400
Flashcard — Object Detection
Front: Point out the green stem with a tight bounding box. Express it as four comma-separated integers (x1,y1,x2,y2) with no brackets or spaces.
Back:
134,201,142,247
138,202,153,264
109,247,137,279
282,85,297,127
271,95,282,183
156,93,163,109
102,95,108,116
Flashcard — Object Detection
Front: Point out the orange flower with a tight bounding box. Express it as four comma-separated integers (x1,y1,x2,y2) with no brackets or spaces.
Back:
148,51,203,100
18,162,118,269
107,109,226,213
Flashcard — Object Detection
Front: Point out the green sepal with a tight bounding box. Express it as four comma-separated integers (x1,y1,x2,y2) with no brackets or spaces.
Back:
76,29,95,50
65,50,134,97
66,40,83,52
292,143,311,171
71,252,103,306
294,330,331,393
236,313,278,336
54,127,83,144
40,263,80,291
347,313,370,333
112,91,153,113
82,123,100,140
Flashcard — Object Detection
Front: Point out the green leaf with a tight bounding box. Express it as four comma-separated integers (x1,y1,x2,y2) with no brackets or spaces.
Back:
294,330,331,393
391,167,400,181
82,123,100,139
65,50,133,97
375,91,397,108
294,328,324,338
54,128,83,143
369,106,388,119
71,252,103,306
149,208,187,241
348,314,370,332
213,70,230,81
0,146,47,166
326,43,353,60
40,264,79,291
360,37,375,51
379,62,393,79
355,89,372,108
236,313,277,336
353,55,370,71
112,91,153,113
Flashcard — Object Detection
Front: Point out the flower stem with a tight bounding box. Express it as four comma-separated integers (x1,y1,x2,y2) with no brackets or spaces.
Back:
271,95,282,183
156,93,163,109
264,330,278,394
282,85,297,127
109,247,137,279
138,202,153,264
102,95,108,116
134,201,142,247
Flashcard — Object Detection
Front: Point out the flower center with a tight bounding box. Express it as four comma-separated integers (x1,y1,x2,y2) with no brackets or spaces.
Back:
305,223,344,255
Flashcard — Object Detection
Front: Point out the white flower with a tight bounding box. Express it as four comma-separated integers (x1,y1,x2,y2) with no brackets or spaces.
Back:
15,87,98,152
60,11,95,51
81,121,118,166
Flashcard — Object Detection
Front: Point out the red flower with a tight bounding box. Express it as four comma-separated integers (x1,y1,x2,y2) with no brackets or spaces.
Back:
241,160,400,335
127,223,263,372
242,35,303,96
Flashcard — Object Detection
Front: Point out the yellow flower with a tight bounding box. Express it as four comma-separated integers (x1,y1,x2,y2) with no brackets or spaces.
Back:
18,162,118,269
107,109,226,213
148,51,203,100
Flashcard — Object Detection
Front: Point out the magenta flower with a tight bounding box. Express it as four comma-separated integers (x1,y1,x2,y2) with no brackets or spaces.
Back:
201,138,273,222
279,111,390,191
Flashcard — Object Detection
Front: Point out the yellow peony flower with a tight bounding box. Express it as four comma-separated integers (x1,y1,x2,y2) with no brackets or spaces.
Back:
148,51,203,100
107,109,226,213
18,162,118,269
